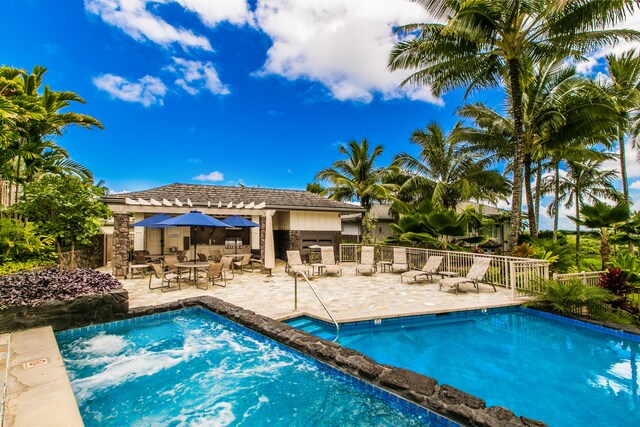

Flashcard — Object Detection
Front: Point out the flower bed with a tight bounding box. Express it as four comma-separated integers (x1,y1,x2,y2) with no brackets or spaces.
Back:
0,269,127,332
0,268,121,308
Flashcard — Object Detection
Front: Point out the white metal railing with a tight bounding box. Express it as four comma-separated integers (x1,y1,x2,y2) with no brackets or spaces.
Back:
553,271,604,287
294,272,340,341
340,243,550,300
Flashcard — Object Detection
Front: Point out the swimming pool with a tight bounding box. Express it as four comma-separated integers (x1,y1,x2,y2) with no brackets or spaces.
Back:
56,308,444,426
287,307,640,427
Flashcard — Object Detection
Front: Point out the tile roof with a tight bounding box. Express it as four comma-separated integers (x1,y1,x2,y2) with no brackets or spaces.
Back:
104,183,364,212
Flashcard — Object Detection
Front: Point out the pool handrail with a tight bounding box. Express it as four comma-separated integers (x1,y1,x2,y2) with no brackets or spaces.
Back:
294,272,340,342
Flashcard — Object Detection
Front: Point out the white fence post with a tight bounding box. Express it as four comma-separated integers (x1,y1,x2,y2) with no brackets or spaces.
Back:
509,261,517,301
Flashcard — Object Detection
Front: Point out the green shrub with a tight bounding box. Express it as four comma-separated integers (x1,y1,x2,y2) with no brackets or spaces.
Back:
0,253,57,276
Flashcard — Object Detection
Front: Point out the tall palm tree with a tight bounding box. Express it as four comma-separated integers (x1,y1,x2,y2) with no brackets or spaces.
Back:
555,160,621,268
316,139,397,242
392,122,510,210
459,59,618,237
389,0,638,252
603,49,640,202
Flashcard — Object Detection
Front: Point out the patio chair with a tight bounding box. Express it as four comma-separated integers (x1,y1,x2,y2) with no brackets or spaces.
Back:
439,257,495,294
320,246,342,276
197,252,208,262
249,255,262,272
356,246,376,276
400,256,444,283
163,254,179,273
209,249,222,262
233,254,252,273
177,250,188,262
220,256,235,280
391,247,408,273
286,250,311,276
149,263,181,292
198,262,226,288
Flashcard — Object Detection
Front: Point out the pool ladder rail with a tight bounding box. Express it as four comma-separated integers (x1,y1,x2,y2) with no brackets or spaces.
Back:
293,272,340,342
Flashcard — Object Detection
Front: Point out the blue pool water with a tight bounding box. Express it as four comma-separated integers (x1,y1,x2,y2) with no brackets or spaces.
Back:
287,308,640,427
56,309,439,426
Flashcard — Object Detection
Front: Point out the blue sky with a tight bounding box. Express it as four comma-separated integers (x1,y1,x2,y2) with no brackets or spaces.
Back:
3,0,640,231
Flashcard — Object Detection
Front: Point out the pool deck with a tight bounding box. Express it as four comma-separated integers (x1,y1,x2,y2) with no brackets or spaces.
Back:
119,261,523,323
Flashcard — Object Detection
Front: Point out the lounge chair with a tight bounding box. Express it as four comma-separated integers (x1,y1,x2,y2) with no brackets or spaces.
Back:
400,256,444,283
209,249,222,262
197,252,208,262
320,246,342,276
149,263,181,292
286,250,311,276
439,257,495,294
356,246,376,275
391,247,408,273
233,254,252,273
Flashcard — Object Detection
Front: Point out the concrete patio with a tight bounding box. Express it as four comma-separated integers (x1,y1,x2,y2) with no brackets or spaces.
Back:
114,261,522,322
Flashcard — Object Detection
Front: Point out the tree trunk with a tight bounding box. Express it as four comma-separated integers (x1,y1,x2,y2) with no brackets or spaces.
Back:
54,239,65,274
619,126,629,202
575,193,581,269
507,59,525,253
524,153,537,239
600,227,610,270
534,160,542,236
70,240,75,272
553,161,560,241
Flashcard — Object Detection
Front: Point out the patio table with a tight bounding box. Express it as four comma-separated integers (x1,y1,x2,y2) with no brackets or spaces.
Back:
175,262,210,289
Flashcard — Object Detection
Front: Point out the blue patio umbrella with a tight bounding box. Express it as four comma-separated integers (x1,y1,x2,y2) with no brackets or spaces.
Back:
131,213,173,254
158,211,230,263
223,216,259,254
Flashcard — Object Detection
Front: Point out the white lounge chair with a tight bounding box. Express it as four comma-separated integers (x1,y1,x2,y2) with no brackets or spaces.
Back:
356,246,376,275
439,257,495,294
391,247,408,273
320,246,342,276
400,256,444,283
286,250,311,276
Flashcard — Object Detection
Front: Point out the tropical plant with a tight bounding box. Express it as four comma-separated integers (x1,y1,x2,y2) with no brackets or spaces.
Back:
0,65,102,204
524,279,613,319
392,122,510,209
305,182,324,194
570,201,630,269
12,176,110,271
598,267,639,320
0,217,53,262
603,50,640,202
530,237,574,274
554,160,621,268
316,139,397,242
389,0,639,252
386,200,487,249
609,252,640,284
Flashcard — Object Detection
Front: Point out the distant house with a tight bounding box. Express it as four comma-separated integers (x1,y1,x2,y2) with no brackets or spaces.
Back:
102,183,363,277
341,202,510,252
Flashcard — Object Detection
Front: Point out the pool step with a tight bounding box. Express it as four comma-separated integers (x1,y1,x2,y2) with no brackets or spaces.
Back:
288,318,338,340
288,318,314,329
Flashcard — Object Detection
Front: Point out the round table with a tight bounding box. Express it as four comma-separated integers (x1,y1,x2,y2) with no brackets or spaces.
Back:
175,262,210,287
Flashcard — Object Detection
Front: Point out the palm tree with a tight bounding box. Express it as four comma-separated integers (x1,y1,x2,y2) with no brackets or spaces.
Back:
459,59,619,238
392,122,509,210
555,160,621,268
1,66,102,204
603,49,640,202
316,139,397,242
389,0,638,252
572,201,630,269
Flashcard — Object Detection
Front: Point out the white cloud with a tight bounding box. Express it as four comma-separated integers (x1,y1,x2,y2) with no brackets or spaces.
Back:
603,140,639,179
93,74,167,106
193,171,225,181
169,57,231,95
175,0,252,26
253,0,442,104
576,8,640,75
84,0,213,50
630,180,640,190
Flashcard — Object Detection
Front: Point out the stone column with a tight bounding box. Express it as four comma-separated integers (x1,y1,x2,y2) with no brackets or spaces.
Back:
259,216,266,268
112,213,130,278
